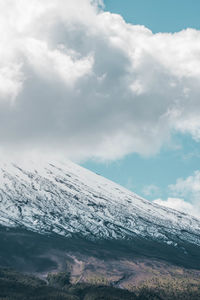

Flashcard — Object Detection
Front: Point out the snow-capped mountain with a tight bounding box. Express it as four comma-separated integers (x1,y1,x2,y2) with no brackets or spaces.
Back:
0,159,200,249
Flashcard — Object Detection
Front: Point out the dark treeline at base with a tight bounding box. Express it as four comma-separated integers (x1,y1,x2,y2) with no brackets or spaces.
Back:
0,269,200,300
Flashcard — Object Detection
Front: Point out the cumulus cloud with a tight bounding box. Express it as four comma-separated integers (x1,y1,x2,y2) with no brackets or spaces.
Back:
154,171,200,218
142,184,160,197
154,198,199,218
1,0,200,160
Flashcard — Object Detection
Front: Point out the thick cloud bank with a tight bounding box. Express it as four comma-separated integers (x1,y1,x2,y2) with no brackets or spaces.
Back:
1,0,200,160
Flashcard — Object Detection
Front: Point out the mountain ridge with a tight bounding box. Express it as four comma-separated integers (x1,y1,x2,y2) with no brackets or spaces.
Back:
0,158,199,248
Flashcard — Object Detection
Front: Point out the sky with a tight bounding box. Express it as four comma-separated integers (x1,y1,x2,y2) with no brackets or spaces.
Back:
0,0,200,217
104,0,200,33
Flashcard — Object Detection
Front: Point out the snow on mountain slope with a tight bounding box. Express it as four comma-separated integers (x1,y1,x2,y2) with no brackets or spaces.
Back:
0,159,200,247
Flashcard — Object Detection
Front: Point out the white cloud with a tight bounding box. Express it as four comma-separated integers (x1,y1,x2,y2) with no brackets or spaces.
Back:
1,0,200,160
154,171,200,218
169,171,200,201
154,198,199,218
25,38,93,86
0,65,24,102
143,184,160,197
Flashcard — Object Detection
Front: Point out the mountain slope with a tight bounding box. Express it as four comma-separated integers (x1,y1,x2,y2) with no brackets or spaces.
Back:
0,159,200,249
1,158,200,292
